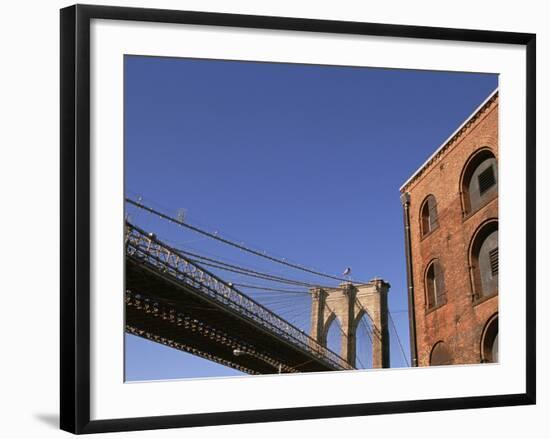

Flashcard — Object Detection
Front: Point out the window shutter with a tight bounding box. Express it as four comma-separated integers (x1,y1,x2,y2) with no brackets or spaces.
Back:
478,165,496,195
422,203,430,235
428,197,438,229
426,265,435,309
434,262,445,303
489,247,498,276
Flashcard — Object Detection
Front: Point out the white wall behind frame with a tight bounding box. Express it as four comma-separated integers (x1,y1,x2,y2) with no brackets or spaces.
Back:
0,1,545,439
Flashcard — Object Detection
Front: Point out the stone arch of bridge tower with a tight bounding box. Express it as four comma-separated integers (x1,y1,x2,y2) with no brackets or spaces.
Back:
321,312,343,354
352,308,378,341
352,308,376,368
309,280,390,368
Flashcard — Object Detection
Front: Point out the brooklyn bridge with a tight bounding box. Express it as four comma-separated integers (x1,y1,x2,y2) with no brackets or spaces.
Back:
125,198,407,375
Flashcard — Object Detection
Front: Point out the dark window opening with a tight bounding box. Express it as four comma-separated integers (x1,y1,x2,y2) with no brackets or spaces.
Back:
481,316,498,363
430,341,452,366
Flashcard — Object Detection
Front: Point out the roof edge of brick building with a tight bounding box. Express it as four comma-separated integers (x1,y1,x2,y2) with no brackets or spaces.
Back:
400,87,499,193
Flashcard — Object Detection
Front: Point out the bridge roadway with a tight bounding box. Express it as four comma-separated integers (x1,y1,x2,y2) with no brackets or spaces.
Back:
125,222,354,375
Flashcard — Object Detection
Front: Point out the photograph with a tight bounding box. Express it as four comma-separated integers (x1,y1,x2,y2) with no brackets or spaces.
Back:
123,55,499,381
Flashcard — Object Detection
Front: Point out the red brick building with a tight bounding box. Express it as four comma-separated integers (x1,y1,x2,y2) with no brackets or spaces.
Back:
400,90,499,367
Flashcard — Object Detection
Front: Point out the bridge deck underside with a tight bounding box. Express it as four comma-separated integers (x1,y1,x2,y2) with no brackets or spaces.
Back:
125,257,341,375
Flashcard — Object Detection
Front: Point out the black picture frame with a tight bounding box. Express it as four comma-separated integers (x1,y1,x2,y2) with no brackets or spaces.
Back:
60,4,536,434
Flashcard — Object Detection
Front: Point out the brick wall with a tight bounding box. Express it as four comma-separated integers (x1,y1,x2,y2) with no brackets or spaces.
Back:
401,93,499,366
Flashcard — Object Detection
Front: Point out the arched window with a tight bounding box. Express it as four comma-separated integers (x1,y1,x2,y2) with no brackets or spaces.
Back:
420,195,439,236
461,149,498,215
430,341,452,366
470,221,498,300
425,260,445,309
481,314,498,363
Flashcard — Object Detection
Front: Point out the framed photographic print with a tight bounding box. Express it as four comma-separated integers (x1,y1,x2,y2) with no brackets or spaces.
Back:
60,4,536,434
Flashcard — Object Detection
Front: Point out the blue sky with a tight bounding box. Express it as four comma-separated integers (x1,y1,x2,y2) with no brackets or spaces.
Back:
124,55,497,381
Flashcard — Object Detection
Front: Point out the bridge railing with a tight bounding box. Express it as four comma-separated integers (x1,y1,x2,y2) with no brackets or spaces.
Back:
125,222,354,371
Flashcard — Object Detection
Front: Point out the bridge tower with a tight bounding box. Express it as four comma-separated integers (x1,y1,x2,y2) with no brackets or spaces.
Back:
310,279,390,368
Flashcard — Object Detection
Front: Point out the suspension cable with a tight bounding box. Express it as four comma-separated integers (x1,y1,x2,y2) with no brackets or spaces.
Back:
185,256,330,289
232,283,309,294
389,311,410,367
126,197,369,284
354,297,382,340
174,247,333,289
